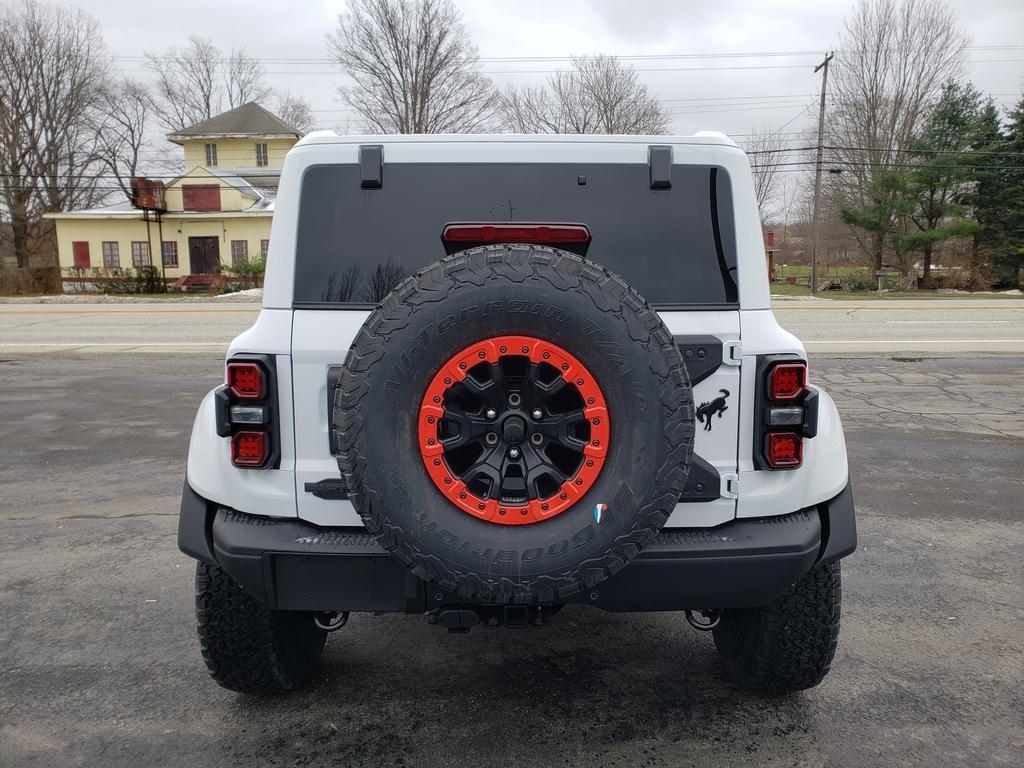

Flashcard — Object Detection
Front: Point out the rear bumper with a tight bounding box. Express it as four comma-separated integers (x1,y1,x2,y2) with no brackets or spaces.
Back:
179,480,856,613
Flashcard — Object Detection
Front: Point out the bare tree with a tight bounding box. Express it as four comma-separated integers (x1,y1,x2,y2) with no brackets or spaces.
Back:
744,127,791,221
327,0,495,133
146,36,272,131
828,0,969,270
92,78,152,200
499,55,670,135
225,47,272,110
275,91,316,134
362,260,405,302
0,0,110,268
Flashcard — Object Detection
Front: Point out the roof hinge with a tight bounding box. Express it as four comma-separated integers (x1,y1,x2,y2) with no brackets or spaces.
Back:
359,144,383,189
648,145,672,189
723,339,742,365
721,473,739,499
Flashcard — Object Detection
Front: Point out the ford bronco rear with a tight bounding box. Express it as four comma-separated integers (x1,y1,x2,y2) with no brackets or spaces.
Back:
178,133,856,695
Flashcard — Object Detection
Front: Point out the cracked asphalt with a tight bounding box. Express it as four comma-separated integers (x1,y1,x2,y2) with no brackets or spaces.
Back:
1,352,1022,767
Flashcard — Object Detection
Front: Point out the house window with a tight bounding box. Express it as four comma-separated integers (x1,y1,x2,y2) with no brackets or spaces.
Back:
131,241,151,267
231,240,248,265
182,184,221,212
260,239,269,259
72,241,90,268
255,143,268,167
205,143,218,166
162,241,178,268
101,242,119,269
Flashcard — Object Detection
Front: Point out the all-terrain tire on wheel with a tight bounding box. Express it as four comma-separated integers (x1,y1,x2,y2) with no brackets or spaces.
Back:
712,562,842,695
334,245,694,604
195,562,327,694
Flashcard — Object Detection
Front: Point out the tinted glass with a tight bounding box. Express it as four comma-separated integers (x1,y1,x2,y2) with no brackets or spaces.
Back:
294,163,737,307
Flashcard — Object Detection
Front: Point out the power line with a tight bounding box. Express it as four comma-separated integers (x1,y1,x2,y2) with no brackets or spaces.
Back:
110,59,1024,77
112,43,1024,65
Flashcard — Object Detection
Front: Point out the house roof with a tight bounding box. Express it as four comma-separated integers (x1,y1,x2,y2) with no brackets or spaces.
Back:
167,102,301,144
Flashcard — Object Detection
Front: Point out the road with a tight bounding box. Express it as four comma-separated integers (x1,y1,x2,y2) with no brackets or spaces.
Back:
0,297,1021,355
0,309,1022,767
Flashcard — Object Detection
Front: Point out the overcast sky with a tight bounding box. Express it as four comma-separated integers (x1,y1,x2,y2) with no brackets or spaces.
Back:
81,0,1024,141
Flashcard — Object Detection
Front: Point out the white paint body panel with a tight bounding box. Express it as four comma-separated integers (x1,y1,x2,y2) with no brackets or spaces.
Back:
291,310,368,526
184,133,849,529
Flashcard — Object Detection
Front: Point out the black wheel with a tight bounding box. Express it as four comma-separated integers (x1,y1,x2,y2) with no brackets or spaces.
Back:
195,562,327,694
712,562,842,695
335,245,694,604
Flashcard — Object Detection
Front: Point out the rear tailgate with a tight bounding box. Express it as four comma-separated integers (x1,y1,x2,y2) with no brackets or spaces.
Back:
290,154,742,526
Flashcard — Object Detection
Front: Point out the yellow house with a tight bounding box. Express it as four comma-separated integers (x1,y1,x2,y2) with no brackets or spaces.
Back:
47,102,301,290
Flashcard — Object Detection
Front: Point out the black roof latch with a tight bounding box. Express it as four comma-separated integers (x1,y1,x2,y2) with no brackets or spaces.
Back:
359,144,383,189
648,145,672,189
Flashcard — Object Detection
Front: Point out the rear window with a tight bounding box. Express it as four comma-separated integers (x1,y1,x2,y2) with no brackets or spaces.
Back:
293,163,737,308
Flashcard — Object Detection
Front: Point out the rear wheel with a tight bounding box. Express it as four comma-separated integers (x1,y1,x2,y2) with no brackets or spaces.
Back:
712,562,842,695
195,563,327,694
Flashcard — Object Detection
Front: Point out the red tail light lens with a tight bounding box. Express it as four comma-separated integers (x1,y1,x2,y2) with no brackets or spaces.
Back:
766,432,803,468
231,430,268,467
769,363,806,400
227,362,265,400
442,223,591,245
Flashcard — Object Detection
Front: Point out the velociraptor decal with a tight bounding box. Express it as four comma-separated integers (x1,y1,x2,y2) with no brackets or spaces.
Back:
696,389,730,432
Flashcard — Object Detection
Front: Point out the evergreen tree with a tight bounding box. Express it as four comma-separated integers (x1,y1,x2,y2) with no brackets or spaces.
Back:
901,81,982,285
963,99,1006,274
990,97,1024,287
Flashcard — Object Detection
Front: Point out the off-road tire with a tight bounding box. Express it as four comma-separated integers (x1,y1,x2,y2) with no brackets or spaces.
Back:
712,562,842,695
335,245,694,605
195,562,327,694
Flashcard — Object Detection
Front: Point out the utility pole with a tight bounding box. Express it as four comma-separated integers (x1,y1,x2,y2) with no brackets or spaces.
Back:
810,51,833,295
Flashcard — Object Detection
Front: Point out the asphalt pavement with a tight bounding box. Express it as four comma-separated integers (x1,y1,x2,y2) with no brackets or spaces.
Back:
0,304,1022,767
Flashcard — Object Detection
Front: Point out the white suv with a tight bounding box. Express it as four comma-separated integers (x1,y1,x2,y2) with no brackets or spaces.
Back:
178,133,856,695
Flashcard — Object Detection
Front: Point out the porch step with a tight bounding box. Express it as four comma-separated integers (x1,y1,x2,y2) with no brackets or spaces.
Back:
174,274,219,292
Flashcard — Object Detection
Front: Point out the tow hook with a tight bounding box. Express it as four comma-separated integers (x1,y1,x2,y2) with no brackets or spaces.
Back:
685,609,721,631
314,611,350,632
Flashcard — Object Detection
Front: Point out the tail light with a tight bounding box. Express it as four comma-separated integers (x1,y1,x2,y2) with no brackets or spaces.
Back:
765,432,803,469
768,363,806,400
755,357,818,471
441,223,592,256
227,362,265,400
216,355,279,470
231,431,268,467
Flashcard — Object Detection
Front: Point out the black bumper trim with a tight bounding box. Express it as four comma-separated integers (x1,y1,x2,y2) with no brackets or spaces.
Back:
178,480,856,613
818,481,857,563
178,480,216,565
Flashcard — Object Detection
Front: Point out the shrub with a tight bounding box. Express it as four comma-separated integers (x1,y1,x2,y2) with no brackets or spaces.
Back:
0,266,61,295
222,258,266,287
841,276,877,293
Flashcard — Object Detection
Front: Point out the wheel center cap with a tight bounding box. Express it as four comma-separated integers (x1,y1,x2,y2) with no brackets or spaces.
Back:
502,415,527,444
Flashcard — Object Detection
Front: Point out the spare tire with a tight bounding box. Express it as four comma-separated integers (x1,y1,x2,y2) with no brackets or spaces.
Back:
335,245,694,604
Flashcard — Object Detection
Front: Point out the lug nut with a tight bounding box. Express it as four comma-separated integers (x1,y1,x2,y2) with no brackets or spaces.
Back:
485,432,498,445
531,409,542,420
485,408,497,420
508,447,520,459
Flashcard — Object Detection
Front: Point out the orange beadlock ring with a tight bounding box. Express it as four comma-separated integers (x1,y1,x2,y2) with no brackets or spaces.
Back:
417,335,610,525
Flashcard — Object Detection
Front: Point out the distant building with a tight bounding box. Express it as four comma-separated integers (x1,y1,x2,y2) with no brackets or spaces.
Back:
46,102,301,291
